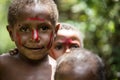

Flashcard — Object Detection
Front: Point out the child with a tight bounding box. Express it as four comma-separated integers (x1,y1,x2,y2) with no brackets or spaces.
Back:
49,23,84,60
9,23,84,60
54,48,106,80
0,0,59,80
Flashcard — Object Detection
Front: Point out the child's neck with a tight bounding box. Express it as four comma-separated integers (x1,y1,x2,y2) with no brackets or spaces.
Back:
17,52,49,65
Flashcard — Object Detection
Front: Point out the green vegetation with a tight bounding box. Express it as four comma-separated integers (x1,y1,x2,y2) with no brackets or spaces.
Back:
0,0,15,54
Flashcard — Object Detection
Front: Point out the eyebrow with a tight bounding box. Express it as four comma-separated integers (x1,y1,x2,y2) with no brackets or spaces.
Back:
54,42,63,45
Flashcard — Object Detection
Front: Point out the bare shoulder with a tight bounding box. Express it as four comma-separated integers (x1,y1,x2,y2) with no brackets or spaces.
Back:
0,53,13,68
0,53,12,70
0,53,9,63
0,53,11,60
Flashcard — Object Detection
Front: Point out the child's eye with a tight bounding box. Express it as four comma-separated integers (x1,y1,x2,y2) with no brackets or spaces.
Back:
19,25,30,32
70,44,80,48
55,44,64,50
38,24,50,31
41,26,49,31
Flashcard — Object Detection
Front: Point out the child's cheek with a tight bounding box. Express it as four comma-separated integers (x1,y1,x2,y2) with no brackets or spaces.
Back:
16,32,22,45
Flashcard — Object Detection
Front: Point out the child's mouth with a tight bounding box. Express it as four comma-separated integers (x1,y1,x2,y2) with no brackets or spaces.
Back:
23,46,44,50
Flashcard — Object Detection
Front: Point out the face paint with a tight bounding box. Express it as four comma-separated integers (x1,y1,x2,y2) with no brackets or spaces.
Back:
27,17,44,21
63,38,72,46
16,32,22,45
32,29,39,41
47,32,53,49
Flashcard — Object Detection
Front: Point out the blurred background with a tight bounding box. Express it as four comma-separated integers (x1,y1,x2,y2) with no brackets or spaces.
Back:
0,0,120,79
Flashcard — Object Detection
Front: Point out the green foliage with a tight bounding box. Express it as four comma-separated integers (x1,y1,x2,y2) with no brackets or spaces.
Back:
0,0,15,54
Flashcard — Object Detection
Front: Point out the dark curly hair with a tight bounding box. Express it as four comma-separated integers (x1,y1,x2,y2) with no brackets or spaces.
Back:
8,0,59,26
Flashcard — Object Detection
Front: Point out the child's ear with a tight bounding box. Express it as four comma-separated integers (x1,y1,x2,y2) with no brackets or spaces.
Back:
55,23,60,34
7,25,14,41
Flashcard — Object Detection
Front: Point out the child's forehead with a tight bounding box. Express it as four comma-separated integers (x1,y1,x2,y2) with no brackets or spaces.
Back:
57,29,80,39
25,4,50,15
16,4,52,23
59,29,76,34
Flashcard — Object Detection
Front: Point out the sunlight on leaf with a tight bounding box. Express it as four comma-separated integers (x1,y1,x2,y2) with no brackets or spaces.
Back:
108,21,115,33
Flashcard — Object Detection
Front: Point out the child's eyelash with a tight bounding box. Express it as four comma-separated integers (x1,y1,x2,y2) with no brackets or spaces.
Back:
19,25,30,32
38,24,50,30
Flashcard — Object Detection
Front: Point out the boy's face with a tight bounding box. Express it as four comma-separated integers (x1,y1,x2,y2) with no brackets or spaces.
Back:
7,5,58,60
50,29,81,59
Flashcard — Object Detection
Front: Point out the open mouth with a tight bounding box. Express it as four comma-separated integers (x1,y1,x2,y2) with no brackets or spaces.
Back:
23,45,44,50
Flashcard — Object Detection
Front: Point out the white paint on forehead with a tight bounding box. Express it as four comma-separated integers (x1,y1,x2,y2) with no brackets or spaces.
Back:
58,29,79,37
33,0,46,13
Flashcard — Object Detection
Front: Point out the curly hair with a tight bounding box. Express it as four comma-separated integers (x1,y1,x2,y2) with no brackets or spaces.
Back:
8,0,59,26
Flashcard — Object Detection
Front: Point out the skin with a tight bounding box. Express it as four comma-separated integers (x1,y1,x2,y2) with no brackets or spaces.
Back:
8,24,82,60
55,64,98,80
0,2,59,80
49,28,81,60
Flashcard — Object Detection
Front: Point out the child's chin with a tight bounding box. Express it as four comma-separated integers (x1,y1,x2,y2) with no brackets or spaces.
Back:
27,54,48,61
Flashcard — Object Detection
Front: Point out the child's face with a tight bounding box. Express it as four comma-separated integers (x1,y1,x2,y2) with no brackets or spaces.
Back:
7,5,58,60
50,29,81,59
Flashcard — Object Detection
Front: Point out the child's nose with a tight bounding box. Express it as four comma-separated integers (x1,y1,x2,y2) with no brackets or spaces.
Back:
65,47,71,53
32,29,40,42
